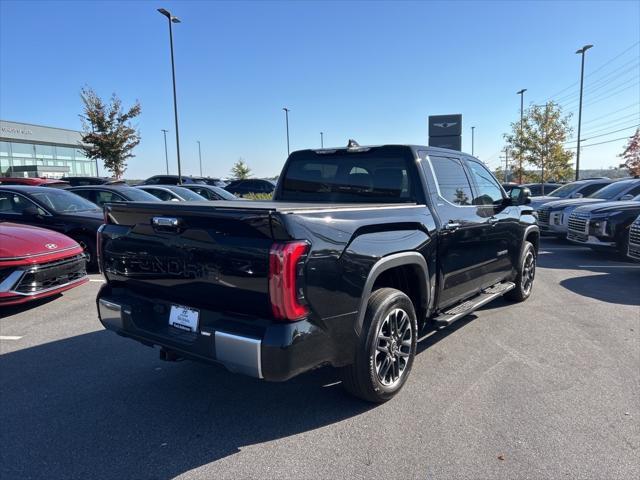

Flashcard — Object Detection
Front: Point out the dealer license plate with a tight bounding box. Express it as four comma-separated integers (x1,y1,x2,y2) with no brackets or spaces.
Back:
169,305,200,332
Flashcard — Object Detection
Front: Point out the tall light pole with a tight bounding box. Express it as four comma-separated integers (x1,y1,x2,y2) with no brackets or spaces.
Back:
158,8,183,184
575,44,593,181
197,140,202,176
471,126,475,156
161,129,169,174
516,88,527,184
320,131,324,148
282,107,290,156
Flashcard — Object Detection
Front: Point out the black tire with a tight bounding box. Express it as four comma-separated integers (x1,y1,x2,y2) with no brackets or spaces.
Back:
340,288,417,403
505,241,535,302
75,234,98,272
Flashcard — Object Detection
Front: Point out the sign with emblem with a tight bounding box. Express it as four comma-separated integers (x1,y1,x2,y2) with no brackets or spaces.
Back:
428,114,462,151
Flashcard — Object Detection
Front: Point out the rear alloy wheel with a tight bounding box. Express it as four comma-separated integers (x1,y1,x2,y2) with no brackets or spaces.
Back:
505,241,535,302
374,308,413,387
340,288,417,403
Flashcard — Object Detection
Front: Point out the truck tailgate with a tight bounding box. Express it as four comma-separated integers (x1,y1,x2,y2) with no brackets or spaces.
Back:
101,201,279,317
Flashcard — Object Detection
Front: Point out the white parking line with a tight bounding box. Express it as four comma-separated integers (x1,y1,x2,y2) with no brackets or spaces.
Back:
89,278,106,282
0,336,23,341
578,265,640,268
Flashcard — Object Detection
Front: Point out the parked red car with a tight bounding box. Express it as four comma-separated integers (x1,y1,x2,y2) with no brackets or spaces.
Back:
0,222,88,306
0,177,69,187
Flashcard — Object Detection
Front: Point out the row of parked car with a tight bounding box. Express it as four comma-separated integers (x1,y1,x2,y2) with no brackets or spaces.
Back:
0,174,278,307
523,177,640,261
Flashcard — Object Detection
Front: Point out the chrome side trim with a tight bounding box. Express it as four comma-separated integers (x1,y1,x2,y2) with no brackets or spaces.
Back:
285,204,425,215
215,331,263,379
98,298,124,330
0,245,80,262
0,270,25,292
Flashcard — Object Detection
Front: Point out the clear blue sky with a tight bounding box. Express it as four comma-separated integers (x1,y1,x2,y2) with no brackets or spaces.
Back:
1,0,638,179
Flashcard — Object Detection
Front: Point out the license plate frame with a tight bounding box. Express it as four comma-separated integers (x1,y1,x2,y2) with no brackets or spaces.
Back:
169,305,200,333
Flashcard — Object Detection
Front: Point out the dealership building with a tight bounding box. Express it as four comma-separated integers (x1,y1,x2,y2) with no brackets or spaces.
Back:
0,120,97,178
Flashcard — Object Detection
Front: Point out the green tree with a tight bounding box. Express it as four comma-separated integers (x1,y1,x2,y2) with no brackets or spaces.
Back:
619,128,640,177
79,87,141,179
230,158,251,180
504,102,574,183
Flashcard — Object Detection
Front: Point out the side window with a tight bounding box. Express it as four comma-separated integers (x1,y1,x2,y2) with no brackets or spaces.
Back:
579,183,606,196
464,159,504,206
71,189,95,204
0,193,42,215
626,185,640,197
429,155,474,206
145,189,172,201
95,190,124,206
145,177,160,185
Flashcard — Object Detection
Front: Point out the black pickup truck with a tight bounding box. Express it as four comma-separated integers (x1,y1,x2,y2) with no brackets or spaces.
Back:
97,143,538,402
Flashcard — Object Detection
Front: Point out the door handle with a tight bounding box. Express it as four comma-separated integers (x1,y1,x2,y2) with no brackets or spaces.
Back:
488,216,499,225
443,221,461,231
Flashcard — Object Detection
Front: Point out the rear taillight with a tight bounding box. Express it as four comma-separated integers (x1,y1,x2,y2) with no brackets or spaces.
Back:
269,241,309,321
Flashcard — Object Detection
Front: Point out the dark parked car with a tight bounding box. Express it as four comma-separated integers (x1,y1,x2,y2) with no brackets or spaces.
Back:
60,176,112,186
193,177,226,187
139,175,207,186
529,178,613,210
67,185,161,207
0,222,88,306
521,182,562,196
179,184,239,201
224,178,276,196
97,143,538,402
627,215,640,261
0,186,103,270
567,195,640,255
536,179,640,236
135,185,207,202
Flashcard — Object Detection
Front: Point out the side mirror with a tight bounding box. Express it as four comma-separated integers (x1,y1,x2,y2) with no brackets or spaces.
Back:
620,194,634,201
22,205,42,217
510,186,531,205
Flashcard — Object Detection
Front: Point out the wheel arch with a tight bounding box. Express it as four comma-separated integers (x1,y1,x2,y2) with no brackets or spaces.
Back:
524,225,540,254
355,252,429,336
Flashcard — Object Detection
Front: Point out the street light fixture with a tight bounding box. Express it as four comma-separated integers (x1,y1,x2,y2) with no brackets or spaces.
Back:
516,88,527,184
157,7,183,183
575,44,593,181
161,129,169,174
197,140,202,177
471,126,475,156
282,107,290,156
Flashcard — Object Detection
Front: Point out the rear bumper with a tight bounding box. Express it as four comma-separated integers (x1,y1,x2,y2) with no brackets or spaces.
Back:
97,286,346,382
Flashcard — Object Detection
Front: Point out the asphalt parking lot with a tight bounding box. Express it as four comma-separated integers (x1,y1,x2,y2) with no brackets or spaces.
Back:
1,238,638,480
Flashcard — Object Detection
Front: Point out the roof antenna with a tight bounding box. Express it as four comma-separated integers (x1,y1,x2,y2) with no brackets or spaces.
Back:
347,139,360,149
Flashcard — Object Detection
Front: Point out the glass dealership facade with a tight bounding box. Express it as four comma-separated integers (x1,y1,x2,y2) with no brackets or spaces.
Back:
0,120,97,178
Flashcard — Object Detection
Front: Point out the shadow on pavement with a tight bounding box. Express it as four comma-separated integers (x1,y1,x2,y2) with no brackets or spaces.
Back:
0,307,482,480
537,238,640,306
0,294,61,319
0,330,371,480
